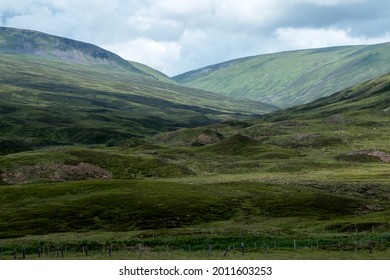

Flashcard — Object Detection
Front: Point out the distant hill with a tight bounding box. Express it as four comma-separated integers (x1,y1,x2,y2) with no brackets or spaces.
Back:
173,43,390,108
0,27,276,152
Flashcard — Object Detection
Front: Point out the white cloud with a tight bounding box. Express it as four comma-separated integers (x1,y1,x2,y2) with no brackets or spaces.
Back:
103,38,181,74
147,0,212,18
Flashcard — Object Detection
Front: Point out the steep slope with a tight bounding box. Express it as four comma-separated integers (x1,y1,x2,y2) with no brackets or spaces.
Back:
174,43,390,108
0,27,276,151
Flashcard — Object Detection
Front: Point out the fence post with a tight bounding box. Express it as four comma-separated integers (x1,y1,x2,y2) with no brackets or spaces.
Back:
13,249,16,259
138,244,142,257
22,248,26,259
83,246,88,256
207,244,212,257
339,241,343,253
293,239,297,255
38,247,41,258
223,246,231,257
109,245,113,257
241,242,245,255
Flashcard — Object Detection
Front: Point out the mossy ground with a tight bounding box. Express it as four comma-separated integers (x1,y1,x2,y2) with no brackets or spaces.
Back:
1,106,389,259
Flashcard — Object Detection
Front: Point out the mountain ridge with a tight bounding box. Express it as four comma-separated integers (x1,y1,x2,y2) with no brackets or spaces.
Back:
173,42,390,108
0,27,136,68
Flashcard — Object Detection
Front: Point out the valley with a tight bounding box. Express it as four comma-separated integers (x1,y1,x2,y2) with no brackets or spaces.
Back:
0,27,389,260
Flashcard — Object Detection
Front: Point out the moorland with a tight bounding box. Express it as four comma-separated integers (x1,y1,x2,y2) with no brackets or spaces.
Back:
0,27,389,259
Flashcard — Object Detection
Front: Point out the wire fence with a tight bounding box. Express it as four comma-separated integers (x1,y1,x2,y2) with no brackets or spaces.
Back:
1,235,389,259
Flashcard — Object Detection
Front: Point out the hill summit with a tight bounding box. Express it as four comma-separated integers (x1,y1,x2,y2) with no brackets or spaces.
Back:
0,27,144,73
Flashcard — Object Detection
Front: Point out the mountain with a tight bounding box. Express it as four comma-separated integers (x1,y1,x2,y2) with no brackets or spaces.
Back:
0,27,147,74
173,43,390,108
0,27,276,151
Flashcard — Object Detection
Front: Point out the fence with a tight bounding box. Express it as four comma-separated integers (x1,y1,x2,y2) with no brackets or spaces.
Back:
1,235,389,259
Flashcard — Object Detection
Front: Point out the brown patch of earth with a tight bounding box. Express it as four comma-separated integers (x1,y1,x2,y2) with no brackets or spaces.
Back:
1,162,112,185
349,150,390,163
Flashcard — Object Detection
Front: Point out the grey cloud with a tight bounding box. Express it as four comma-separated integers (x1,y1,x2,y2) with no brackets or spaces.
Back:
1,0,390,75
280,1,390,35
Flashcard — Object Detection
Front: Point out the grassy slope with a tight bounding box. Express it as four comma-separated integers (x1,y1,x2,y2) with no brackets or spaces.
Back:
1,76,389,259
0,28,276,149
173,43,390,108
269,73,390,119
129,61,175,84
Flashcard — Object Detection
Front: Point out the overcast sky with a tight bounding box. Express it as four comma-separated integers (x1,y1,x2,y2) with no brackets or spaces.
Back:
1,0,390,76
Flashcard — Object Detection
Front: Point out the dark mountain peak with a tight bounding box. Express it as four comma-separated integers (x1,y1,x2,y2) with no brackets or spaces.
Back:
0,26,144,74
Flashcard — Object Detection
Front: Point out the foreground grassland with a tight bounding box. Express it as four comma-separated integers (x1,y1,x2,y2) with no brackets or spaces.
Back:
1,105,389,259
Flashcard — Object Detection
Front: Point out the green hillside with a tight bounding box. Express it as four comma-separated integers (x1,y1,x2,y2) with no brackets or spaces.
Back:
0,27,276,152
1,74,389,259
173,43,390,108
129,61,175,84
269,73,390,119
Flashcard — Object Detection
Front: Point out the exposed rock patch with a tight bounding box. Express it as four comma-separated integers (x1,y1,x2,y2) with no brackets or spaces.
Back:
1,162,112,185
347,150,390,163
194,130,224,146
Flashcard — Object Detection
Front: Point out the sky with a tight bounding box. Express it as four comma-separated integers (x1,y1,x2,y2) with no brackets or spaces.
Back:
1,0,390,76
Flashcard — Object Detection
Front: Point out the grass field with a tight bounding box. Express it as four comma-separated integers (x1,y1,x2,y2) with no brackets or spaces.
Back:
1,102,389,259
